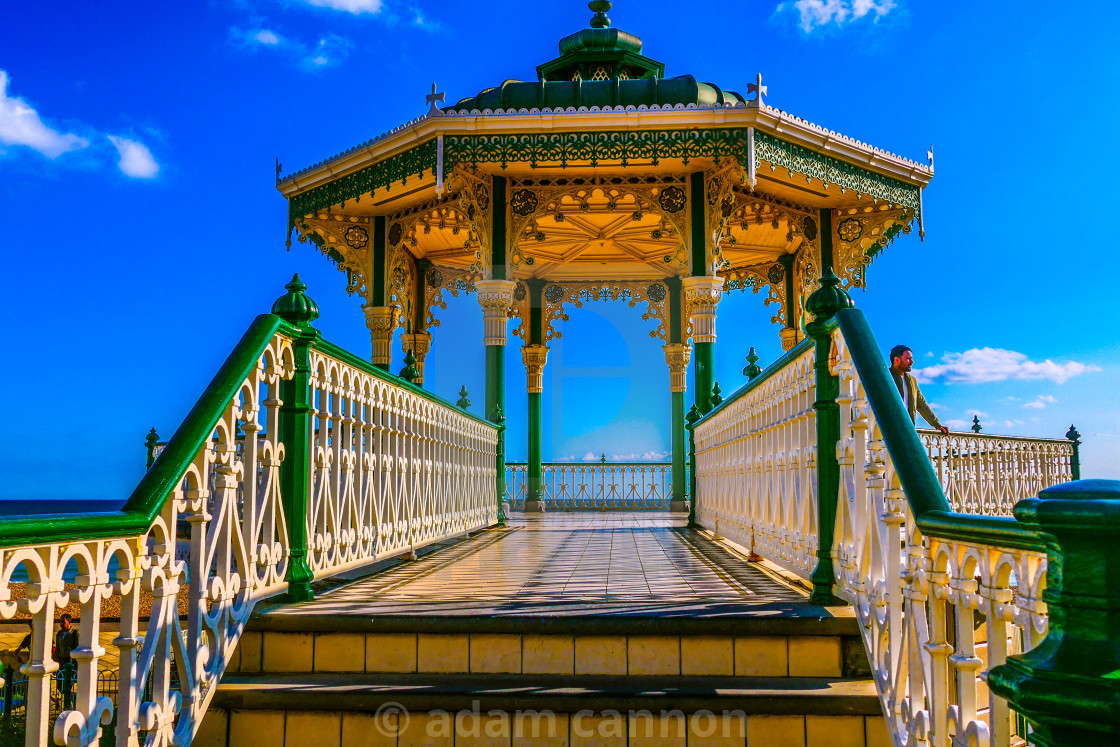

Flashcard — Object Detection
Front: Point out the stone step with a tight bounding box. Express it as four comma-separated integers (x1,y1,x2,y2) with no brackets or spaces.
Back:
201,673,889,747
230,627,866,679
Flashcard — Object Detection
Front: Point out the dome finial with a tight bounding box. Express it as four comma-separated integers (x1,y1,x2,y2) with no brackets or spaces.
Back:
589,0,612,28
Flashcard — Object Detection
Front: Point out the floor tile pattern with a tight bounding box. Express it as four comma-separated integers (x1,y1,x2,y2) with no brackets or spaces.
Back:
272,514,806,618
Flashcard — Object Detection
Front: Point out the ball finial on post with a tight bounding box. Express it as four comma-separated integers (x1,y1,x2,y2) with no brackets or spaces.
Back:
271,273,320,327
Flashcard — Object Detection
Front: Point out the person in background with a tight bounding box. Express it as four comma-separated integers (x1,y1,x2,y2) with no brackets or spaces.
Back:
889,345,950,435
54,613,78,665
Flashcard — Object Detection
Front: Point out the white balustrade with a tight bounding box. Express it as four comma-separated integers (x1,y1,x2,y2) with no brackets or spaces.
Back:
0,324,499,746
307,348,498,575
692,344,818,579
917,430,1074,516
831,326,1048,747
505,463,672,510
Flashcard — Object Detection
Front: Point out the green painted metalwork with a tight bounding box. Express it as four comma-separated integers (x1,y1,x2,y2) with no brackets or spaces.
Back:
779,252,796,332
805,269,850,605
527,280,545,506
273,275,320,602
491,176,508,279
710,382,723,406
972,414,983,433
685,403,701,524
694,342,714,415
144,427,160,469
742,347,762,380
689,171,706,273
1067,425,1082,480
988,480,1120,747
819,208,834,271
755,131,921,212
287,139,438,232
286,130,922,235
399,349,419,383
491,404,507,526
667,276,686,504
373,215,386,306
485,345,505,443
456,385,471,409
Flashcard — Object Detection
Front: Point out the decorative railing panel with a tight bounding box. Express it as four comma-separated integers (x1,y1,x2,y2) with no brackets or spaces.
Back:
831,315,1048,747
917,430,1073,516
504,463,672,510
692,341,818,579
0,306,500,746
307,345,498,576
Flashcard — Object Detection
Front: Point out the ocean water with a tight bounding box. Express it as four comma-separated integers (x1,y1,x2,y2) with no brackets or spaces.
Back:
0,500,124,517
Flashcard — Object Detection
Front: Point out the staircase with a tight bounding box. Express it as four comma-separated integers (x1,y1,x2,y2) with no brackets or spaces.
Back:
195,519,890,747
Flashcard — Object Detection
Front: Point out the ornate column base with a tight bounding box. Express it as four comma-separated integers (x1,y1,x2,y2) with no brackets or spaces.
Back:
669,500,690,513
523,500,546,513
401,331,433,386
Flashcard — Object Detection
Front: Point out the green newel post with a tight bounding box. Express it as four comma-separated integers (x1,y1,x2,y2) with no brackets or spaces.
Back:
1066,425,1082,481
272,274,320,603
491,405,507,526
686,404,701,525
804,268,853,606
988,480,1120,747
145,428,160,469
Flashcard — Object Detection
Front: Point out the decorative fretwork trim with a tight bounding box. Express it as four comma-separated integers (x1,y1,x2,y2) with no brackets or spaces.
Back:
287,130,923,243
833,205,916,290
295,215,370,299
721,260,786,326
423,264,480,329
536,280,671,342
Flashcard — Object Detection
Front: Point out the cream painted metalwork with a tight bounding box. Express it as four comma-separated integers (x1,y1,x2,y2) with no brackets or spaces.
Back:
692,343,818,578
831,327,1048,747
0,327,500,746
0,332,294,747
307,347,499,576
917,430,1074,516
505,463,673,510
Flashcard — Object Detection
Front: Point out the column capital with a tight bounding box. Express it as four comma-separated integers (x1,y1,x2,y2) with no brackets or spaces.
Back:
779,327,803,351
663,343,692,393
521,344,549,394
363,305,399,367
683,275,725,344
475,279,518,346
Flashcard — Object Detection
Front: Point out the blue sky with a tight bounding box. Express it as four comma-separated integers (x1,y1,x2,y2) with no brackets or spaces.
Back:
1,0,1116,503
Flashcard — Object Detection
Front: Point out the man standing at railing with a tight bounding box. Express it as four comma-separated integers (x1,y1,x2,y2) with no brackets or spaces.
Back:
889,345,950,435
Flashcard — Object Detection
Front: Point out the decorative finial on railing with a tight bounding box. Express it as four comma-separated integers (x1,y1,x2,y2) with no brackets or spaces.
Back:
971,415,983,433
145,428,160,469
271,273,320,327
742,347,762,380
399,349,419,383
456,386,471,410
589,0,612,28
805,268,854,323
710,382,723,406
1066,424,1082,480
489,404,505,426
686,403,701,426
601,452,607,464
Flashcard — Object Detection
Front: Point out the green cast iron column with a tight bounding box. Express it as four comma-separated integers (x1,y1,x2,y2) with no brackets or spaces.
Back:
485,175,509,523
805,269,852,606
526,280,546,509
371,216,389,372
272,275,320,602
819,208,834,272
988,480,1120,747
689,172,716,415
667,277,688,508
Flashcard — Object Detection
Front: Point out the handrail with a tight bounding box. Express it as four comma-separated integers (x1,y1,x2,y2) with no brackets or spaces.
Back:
0,314,287,547
691,336,815,427
505,461,671,466
917,427,1071,446
833,308,1046,552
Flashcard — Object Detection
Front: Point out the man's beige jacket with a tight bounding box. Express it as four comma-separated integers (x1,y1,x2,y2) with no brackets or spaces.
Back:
890,368,945,431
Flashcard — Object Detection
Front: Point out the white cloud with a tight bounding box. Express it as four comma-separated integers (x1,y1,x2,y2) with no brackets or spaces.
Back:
943,419,970,431
0,70,89,158
300,0,382,14
253,29,283,45
776,0,896,33
966,409,989,418
914,348,1100,385
1022,394,1058,410
230,27,351,70
107,135,159,178
581,451,598,462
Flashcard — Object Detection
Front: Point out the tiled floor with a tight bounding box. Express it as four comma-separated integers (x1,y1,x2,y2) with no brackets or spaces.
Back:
270,513,807,618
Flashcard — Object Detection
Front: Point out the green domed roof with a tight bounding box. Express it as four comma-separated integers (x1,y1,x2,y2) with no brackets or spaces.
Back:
447,2,744,113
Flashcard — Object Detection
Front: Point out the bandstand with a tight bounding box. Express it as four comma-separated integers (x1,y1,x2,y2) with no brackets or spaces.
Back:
277,0,931,512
